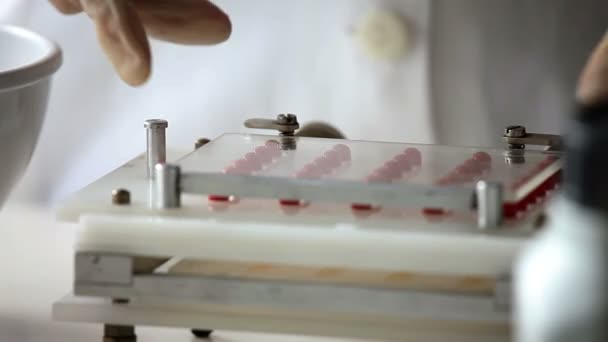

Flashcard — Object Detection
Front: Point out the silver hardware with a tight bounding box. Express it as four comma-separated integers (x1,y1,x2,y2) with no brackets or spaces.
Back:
476,181,504,229
153,163,181,209
144,119,168,179
73,254,507,323
503,125,562,151
75,253,132,286
179,172,475,211
244,114,300,135
245,114,300,150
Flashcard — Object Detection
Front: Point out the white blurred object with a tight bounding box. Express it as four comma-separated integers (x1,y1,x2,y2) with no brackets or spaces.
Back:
516,199,608,341
354,9,410,61
0,25,62,207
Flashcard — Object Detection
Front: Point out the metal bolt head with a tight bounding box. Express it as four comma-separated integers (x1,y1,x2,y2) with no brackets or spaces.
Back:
276,113,298,125
505,125,526,138
112,189,131,205
194,138,211,149
144,119,168,129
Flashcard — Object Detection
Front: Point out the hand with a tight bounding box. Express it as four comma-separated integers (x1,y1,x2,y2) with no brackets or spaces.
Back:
578,33,608,107
49,0,231,86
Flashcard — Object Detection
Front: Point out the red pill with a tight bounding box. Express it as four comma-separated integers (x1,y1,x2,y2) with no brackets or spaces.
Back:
265,140,280,148
384,160,400,171
423,208,446,216
473,152,492,163
255,145,269,154
244,152,263,171
314,156,336,172
403,148,422,165
333,144,351,162
209,195,230,202
324,149,340,160
254,146,273,163
351,203,374,211
371,168,392,181
301,165,322,179
379,165,400,179
280,199,302,206
233,159,252,173
463,159,483,174
393,154,411,171
454,164,473,175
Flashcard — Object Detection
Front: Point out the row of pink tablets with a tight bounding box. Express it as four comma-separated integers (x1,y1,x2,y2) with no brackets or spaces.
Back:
424,151,492,215
436,152,492,186
352,148,422,211
209,141,282,202
281,144,352,206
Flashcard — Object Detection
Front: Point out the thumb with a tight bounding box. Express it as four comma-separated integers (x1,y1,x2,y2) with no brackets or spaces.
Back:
577,32,608,107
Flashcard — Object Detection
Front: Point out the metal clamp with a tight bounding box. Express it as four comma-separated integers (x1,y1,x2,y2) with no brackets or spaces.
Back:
245,114,300,150
244,114,300,135
503,125,562,151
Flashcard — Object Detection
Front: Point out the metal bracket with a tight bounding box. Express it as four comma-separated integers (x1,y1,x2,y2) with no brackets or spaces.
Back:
74,253,510,323
244,114,300,135
151,166,507,229
75,253,133,286
503,125,563,151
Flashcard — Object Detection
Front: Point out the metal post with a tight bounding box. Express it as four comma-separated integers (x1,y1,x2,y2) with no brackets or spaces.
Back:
476,181,503,229
144,119,168,179
154,163,181,209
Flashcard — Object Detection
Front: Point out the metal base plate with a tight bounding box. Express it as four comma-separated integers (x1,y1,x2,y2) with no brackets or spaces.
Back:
53,295,510,342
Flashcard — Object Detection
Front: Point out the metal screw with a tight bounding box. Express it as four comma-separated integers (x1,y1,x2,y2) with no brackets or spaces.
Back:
276,113,297,125
505,125,527,154
194,138,211,149
505,125,526,138
111,189,131,205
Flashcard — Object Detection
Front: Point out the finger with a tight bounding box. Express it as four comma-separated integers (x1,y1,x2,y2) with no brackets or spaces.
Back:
129,0,231,45
82,0,152,86
48,0,83,14
577,32,608,107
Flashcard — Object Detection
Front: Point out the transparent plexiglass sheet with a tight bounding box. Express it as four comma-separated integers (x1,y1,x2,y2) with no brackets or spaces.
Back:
178,134,562,203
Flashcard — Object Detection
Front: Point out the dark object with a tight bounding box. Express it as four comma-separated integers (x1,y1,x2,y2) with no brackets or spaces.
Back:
103,325,136,342
191,329,213,339
563,103,608,211
111,189,131,205
296,122,346,139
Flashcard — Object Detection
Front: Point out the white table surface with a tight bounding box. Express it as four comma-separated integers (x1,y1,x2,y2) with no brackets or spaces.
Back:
0,202,364,342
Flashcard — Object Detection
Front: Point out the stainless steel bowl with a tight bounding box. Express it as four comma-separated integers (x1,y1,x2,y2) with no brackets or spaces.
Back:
0,26,62,207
